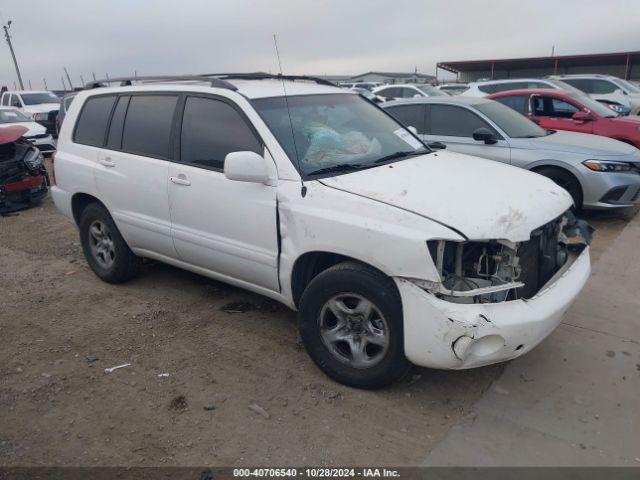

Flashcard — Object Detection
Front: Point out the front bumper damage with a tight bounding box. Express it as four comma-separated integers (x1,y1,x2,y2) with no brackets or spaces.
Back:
396,212,592,369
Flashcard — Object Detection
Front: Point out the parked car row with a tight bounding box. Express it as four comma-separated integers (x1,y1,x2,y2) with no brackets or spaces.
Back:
50,74,593,389
383,96,640,209
461,74,640,115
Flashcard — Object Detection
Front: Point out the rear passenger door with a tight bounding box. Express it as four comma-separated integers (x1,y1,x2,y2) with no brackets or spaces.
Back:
90,93,179,258
422,104,511,164
168,95,280,291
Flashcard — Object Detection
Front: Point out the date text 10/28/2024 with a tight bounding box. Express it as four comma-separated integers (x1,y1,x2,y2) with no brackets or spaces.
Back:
233,468,401,478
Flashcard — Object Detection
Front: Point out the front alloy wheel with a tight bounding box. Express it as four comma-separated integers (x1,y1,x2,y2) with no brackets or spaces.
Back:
319,294,389,369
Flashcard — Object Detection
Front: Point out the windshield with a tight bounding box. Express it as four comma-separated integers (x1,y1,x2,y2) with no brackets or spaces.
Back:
475,101,548,138
416,84,447,96
615,79,640,94
20,92,59,105
252,93,427,176
567,92,618,118
0,109,31,123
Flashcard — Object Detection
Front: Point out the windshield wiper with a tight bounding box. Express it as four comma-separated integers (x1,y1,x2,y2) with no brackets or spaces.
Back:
306,163,371,176
374,150,427,164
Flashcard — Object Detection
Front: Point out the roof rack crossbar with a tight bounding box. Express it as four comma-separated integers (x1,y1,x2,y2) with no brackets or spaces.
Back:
200,72,337,87
84,75,238,91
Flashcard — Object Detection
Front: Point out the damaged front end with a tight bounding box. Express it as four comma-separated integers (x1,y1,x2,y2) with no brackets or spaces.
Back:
417,211,593,304
0,125,49,215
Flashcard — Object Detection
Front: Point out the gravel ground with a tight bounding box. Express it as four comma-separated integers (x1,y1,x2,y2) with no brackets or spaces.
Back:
0,179,630,466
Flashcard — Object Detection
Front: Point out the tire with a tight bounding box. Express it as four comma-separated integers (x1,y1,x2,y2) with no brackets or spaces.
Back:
535,167,583,209
79,203,140,283
298,261,410,389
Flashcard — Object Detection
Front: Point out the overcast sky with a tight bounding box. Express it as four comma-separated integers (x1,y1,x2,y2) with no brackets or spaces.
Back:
1,0,639,90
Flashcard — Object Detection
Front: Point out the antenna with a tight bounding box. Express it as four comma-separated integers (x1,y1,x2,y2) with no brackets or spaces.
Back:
273,34,306,197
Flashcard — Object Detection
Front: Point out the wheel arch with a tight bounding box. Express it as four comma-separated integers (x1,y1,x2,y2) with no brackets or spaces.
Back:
71,192,107,226
290,251,393,309
529,162,584,207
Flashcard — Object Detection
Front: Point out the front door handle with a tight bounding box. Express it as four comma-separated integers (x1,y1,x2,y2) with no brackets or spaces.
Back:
99,157,116,168
170,174,191,186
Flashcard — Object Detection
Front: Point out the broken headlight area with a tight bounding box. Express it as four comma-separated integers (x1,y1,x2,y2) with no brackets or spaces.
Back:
418,211,593,304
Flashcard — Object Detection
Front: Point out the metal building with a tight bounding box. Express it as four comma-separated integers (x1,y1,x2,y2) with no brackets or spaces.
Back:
437,50,639,82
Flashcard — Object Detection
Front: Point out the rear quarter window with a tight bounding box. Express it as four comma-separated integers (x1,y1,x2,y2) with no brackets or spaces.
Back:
73,95,117,147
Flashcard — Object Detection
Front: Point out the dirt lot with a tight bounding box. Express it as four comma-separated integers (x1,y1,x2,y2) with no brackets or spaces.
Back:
0,183,633,466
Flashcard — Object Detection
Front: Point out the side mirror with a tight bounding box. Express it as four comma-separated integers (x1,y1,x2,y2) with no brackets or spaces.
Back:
572,111,593,122
407,126,418,135
428,141,447,150
472,127,497,144
224,151,271,184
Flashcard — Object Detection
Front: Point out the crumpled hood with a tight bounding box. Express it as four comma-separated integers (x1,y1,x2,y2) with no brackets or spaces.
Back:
514,130,639,157
0,125,29,144
23,103,59,114
319,151,573,242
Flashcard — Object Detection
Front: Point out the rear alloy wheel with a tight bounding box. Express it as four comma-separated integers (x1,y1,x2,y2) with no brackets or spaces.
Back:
298,261,410,389
79,203,140,283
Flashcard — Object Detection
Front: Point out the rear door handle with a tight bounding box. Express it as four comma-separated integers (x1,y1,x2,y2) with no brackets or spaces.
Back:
99,157,116,168
170,175,191,186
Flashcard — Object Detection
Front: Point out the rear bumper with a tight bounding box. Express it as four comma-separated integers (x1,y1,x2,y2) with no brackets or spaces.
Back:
50,185,74,221
396,247,590,369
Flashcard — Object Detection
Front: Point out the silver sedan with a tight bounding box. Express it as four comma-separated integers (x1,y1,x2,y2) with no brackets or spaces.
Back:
382,96,640,210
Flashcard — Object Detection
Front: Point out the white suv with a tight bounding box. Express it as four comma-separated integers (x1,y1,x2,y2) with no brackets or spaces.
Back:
52,74,591,388
549,74,640,116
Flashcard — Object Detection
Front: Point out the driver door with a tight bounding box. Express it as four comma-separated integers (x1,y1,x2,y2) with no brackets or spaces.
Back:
529,95,593,134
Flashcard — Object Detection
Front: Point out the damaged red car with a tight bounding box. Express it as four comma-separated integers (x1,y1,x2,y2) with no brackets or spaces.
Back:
0,125,49,214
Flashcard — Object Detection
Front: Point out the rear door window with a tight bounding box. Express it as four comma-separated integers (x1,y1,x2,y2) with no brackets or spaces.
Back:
478,84,497,94
429,104,494,137
493,95,530,115
121,95,178,159
385,104,426,133
179,96,262,170
74,95,117,147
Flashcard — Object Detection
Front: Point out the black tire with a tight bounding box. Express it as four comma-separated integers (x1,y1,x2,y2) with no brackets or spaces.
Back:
535,167,583,209
298,261,410,389
79,203,140,284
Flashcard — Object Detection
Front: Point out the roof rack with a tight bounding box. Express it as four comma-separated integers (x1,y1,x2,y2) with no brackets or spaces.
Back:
201,72,338,87
84,75,238,91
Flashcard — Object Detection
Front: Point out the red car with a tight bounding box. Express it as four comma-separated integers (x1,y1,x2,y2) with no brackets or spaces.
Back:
488,89,640,149
0,124,49,214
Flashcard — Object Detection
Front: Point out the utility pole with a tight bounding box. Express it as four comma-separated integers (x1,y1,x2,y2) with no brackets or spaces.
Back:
64,67,73,90
61,76,66,90
80,74,85,86
92,72,96,81
43,78,48,90
28,79,32,90
3,21,25,89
